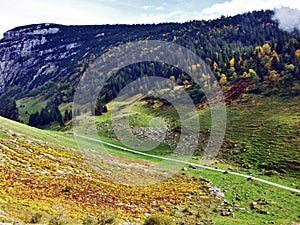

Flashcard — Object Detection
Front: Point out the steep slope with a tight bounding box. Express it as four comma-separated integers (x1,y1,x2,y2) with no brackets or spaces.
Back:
0,10,299,124
0,109,299,224
0,116,217,224
0,23,172,95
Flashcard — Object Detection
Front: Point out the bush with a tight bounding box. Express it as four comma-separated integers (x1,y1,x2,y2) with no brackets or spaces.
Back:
97,211,118,225
264,170,280,176
48,214,65,225
143,214,175,225
30,212,43,224
82,215,95,225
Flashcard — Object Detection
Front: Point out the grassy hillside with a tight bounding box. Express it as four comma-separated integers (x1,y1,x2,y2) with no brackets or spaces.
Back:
0,116,219,224
91,92,300,224
0,92,300,224
16,97,49,124
0,9,299,225
221,94,300,177
93,93,300,177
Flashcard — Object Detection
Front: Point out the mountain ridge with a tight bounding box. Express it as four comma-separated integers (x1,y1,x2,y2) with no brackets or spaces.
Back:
0,10,299,123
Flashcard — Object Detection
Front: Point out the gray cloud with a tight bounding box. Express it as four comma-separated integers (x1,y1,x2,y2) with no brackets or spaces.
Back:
273,7,300,32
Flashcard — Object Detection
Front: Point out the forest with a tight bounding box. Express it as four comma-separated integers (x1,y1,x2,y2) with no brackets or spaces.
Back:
0,10,299,126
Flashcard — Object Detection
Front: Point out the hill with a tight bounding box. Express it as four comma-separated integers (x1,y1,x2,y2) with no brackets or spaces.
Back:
0,116,218,224
0,10,299,124
0,9,299,225
0,103,299,224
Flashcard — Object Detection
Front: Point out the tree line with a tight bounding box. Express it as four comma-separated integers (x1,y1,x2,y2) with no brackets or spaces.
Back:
28,102,72,127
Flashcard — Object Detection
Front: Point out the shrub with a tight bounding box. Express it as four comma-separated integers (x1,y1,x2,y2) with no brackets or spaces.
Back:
48,214,65,225
82,215,95,225
30,212,43,224
143,214,175,225
97,211,117,225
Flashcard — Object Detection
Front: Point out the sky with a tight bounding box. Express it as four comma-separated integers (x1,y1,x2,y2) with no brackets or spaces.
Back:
0,0,300,38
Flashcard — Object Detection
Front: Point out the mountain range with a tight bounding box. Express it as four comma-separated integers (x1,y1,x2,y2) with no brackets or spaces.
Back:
0,9,300,224
0,10,299,124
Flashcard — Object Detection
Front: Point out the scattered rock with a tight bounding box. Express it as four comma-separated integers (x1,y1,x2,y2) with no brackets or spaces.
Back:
260,201,269,205
209,187,225,199
182,167,187,171
189,165,197,169
222,200,230,205
250,202,258,208
214,207,222,213
258,210,269,214
247,176,254,181
239,208,246,211
192,157,199,160
242,164,251,169
228,166,233,171
221,212,232,216
56,169,65,175
236,195,242,201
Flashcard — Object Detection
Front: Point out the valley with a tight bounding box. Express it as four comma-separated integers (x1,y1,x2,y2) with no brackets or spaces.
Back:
0,92,300,224
0,9,299,225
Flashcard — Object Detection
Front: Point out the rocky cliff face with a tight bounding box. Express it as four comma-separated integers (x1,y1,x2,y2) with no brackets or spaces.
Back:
0,24,91,94
0,22,170,99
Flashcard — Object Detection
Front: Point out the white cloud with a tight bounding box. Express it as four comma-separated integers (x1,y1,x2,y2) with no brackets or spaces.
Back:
0,0,123,37
142,4,165,11
137,0,300,25
138,12,176,24
1,0,300,38
155,7,164,11
143,5,153,10
198,0,300,20
138,10,198,24
273,7,300,31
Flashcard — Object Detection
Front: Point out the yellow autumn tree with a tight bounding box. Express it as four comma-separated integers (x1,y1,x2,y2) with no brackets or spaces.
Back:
242,71,250,78
191,64,197,72
229,58,235,68
249,69,259,81
262,43,272,55
213,61,218,70
254,46,263,58
219,74,227,85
